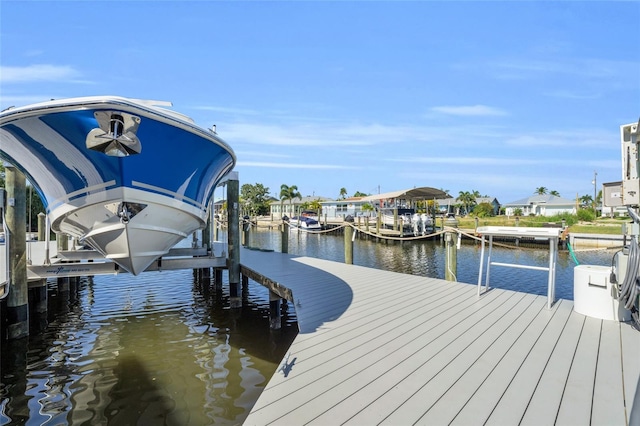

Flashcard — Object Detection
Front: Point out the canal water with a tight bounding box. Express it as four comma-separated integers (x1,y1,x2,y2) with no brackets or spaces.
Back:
1,253,298,425
247,228,617,301
1,228,616,425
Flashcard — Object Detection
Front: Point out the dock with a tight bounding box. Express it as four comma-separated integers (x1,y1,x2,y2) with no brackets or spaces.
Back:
241,248,639,425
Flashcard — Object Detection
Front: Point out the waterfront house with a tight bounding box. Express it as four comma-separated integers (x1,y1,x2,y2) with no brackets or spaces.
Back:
269,195,332,219
503,194,576,217
476,197,501,215
321,197,368,219
318,187,451,220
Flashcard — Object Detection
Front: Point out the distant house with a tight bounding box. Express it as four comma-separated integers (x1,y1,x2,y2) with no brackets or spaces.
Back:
474,197,501,215
503,194,576,217
269,195,332,218
436,197,501,216
321,197,368,219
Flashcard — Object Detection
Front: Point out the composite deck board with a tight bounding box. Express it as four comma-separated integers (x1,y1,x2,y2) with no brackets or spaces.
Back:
621,322,640,423
484,300,574,425
519,310,585,425
241,248,639,425
340,292,532,426
555,316,602,426
410,294,545,425
287,291,515,425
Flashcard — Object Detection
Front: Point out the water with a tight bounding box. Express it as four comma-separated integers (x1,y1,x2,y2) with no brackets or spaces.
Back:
248,228,617,301
1,228,616,425
1,268,298,425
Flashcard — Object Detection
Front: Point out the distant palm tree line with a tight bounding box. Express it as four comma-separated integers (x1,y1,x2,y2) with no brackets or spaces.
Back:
267,184,602,217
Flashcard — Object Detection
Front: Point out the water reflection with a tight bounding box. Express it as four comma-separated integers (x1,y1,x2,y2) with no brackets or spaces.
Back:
1,269,297,425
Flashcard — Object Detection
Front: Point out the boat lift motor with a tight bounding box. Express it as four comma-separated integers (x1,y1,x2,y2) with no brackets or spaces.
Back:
575,120,640,324
606,120,640,325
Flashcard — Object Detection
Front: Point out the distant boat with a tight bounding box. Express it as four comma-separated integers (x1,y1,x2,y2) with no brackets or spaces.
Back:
0,96,236,274
378,208,414,229
287,215,321,231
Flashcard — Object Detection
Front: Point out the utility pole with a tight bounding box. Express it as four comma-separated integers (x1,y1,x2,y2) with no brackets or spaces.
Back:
592,170,597,213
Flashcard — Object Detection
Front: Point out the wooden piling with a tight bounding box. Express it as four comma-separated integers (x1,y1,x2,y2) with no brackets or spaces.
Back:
444,216,459,282
203,210,212,252
5,165,28,339
344,225,353,264
227,177,241,308
37,212,46,242
280,222,288,253
214,268,223,291
269,290,281,330
28,279,47,332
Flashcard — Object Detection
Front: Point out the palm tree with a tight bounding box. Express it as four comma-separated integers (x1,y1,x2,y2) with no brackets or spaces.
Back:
308,199,322,218
458,191,476,216
550,190,560,197
535,187,548,195
280,184,301,217
339,187,348,200
580,194,593,207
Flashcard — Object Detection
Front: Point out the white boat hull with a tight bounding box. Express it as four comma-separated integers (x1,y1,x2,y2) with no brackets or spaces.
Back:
1,96,236,275
288,216,322,231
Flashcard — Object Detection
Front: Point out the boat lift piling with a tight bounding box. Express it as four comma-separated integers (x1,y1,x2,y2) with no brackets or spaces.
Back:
227,176,242,308
4,165,29,339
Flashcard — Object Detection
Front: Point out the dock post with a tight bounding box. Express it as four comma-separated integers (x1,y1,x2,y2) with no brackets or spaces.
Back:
269,290,281,330
28,279,48,332
227,175,241,308
57,232,68,251
280,221,288,253
203,211,212,252
393,208,398,232
213,214,219,242
344,224,353,264
444,216,459,282
242,216,250,247
242,274,249,300
214,268,223,291
4,165,29,339
37,212,46,242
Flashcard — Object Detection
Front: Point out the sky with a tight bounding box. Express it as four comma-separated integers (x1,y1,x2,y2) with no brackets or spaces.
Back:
1,1,639,204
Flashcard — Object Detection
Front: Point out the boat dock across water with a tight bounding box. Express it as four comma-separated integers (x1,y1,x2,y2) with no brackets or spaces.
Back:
241,248,639,425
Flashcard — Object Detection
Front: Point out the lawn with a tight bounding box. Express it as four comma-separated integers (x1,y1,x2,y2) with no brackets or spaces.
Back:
454,215,626,235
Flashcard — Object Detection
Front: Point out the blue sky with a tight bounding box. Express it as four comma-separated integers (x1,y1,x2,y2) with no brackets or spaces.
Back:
1,1,638,204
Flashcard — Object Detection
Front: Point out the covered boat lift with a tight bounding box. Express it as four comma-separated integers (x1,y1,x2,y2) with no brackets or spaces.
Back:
359,186,452,208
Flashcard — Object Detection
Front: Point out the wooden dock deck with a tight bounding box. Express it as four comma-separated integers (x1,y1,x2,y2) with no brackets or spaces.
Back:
241,249,639,425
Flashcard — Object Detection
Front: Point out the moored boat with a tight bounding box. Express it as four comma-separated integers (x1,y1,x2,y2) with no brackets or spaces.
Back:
287,215,322,231
0,96,236,274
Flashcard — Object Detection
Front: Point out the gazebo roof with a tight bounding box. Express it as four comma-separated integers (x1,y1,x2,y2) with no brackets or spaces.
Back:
360,187,451,202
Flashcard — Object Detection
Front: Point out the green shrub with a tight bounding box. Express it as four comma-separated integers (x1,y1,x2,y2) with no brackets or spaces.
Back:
577,208,596,222
473,202,495,218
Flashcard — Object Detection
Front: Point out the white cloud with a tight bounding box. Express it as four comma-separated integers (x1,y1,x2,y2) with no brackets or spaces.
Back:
429,105,508,117
191,105,261,116
504,128,617,148
223,122,383,147
0,64,82,83
237,161,360,170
